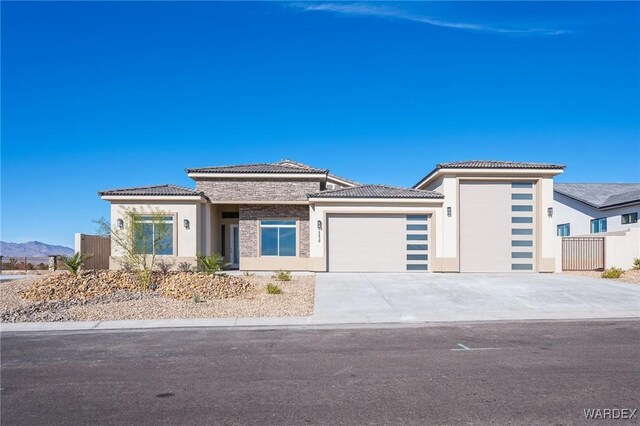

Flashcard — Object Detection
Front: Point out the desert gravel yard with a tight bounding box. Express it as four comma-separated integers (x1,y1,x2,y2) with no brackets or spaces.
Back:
564,269,640,284
0,273,314,322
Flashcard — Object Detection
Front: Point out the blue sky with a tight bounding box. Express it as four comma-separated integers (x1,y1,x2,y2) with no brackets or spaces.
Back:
2,1,639,247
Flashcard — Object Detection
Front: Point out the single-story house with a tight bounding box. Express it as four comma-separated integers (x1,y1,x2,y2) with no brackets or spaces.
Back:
99,159,567,273
553,183,639,270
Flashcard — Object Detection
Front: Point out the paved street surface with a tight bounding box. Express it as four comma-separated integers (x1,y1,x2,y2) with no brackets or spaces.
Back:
2,320,639,425
315,273,640,321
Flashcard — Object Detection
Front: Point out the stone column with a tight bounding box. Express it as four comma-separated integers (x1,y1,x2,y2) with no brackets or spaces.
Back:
48,255,58,271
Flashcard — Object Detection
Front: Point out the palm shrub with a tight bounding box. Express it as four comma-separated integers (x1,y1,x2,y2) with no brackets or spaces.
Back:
58,252,93,276
196,253,228,275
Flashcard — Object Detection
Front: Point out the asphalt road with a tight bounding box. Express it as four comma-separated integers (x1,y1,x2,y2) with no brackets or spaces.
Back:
2,320,639,425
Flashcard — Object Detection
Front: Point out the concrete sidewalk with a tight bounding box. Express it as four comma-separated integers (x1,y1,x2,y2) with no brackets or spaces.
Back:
3,309,639,332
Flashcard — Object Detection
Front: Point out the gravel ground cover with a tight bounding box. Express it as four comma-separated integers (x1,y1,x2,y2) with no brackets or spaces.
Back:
0,273,314,322
563,269,640,284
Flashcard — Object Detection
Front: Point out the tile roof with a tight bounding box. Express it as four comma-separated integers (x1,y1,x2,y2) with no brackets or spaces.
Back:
276,160,359,185
186,162,327,174
98,184,206,197
309,184,444,199
414,160,566,187
436,160,566,170
554,183,640,209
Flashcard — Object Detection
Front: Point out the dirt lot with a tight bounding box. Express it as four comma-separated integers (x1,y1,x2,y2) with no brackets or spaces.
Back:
563,269,640,284
0,273,314,322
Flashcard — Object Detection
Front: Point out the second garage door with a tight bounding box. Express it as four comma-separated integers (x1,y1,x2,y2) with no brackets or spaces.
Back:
459,181,536,272
327,214,430,272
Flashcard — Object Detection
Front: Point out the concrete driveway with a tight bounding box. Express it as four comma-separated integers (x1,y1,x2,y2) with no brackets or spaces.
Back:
314,273,640,322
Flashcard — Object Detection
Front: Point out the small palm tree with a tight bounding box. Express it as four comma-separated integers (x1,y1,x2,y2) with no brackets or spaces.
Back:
59,252,93,276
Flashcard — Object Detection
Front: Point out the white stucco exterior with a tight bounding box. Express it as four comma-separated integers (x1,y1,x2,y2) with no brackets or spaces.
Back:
107,200,206,267
554,192,639,236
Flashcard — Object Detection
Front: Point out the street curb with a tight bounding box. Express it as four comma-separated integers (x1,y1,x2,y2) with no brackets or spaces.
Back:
2,312,639,333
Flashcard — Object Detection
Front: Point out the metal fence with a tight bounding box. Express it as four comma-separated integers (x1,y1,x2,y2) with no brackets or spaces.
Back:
562,237,605,271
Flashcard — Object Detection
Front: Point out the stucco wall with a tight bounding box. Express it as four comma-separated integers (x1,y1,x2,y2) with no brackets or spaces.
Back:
309,201,444,271
108,201,201,266
605,228,640,269
238,204,310,258
196,178,321,202
554,193,639,236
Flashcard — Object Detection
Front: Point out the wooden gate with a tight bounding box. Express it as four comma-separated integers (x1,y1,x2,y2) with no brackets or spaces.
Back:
78,234,111,270
562,237,605,271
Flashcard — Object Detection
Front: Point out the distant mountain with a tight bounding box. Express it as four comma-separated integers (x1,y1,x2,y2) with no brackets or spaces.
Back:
0,241,74,257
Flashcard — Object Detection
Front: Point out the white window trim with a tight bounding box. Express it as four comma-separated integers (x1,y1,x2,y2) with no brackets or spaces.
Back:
259,219,298,257
133,215,176,256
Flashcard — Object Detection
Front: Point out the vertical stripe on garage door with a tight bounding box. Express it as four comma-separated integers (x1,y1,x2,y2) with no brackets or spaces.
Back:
460,181,536,272
327,214,430,272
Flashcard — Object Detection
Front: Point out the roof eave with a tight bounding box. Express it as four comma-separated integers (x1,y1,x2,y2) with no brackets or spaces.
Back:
187,172,328,179
414,167,565,189
100,194,209,202
308,196,445,204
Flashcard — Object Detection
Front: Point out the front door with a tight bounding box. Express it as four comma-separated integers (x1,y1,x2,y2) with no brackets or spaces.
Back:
230,224,239,269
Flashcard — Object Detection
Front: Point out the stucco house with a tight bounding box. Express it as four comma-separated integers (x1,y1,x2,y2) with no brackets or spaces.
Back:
553,183,639,269
553,183,640,236
99,159,566,273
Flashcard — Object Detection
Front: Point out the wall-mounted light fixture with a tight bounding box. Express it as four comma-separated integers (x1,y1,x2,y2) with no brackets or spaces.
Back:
547,207,553,218
117,219,124,229
317,220,322,230
184,219,190,229
447,207,452,217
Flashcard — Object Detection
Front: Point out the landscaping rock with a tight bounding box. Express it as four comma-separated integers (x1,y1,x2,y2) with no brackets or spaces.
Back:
157,273,251,301
19,271,251,303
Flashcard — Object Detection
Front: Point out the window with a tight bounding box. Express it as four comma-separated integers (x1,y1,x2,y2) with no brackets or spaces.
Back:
260,220,296,256
591,217,607,234
557,223,570,237
621,213,638,225
133,215,173,255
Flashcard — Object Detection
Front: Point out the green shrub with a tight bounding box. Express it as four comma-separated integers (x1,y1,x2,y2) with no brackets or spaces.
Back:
273,270,291,281
243,271,253,277
267,283,282,294
192,293,202,303
601,267,624,279
58,252,93,276
632,258,640,270
196,253,228,275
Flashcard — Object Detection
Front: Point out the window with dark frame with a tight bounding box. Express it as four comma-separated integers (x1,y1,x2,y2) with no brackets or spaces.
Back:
621,212,638,224
557,223,570,236
590,217,607,233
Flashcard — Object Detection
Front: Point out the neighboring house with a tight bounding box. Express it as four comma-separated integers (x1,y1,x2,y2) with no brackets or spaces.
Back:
99,159,566,273
553,183,640,270
553,183,640,236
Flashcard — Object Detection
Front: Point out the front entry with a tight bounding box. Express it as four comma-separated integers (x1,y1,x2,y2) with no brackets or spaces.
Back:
230,224,240,269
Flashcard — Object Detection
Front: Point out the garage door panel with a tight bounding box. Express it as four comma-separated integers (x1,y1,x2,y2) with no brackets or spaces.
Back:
460,181,536,272
327,214,429,272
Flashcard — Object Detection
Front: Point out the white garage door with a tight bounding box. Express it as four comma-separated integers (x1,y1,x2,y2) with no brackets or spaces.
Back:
459,181,536,272
327,214,430,272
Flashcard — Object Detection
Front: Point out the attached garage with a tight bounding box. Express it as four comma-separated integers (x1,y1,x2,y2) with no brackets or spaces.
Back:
459,181,536,272
308,184,444,273
327,213,431,272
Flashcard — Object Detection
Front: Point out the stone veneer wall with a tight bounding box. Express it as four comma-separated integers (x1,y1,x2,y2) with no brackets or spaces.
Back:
196,179,321,202
239,205,310,258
